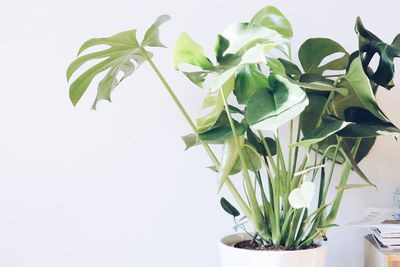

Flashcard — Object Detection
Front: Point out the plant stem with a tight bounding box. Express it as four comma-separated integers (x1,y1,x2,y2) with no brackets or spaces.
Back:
291,116,302,179
325,138,362,224
220,88,269,240
141,48,252,217
288,120,294,178
322,137,342,200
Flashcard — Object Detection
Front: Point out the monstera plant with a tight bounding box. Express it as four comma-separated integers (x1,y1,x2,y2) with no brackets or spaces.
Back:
67,5,400,267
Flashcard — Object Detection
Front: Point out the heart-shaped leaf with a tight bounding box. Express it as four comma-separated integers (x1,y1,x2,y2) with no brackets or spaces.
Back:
355,17,400,89
289,181,316,209
299,38,349,74
246,75,308,132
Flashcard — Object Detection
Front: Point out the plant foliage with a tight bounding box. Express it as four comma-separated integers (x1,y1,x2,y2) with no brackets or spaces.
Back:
67,6,400,250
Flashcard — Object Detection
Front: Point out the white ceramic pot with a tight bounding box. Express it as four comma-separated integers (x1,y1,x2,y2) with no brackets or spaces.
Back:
219,233,327,267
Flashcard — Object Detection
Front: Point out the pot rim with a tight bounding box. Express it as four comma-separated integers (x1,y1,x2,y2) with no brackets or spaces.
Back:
219,233,327,254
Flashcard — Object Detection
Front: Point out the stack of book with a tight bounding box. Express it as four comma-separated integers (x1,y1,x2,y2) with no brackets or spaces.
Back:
370,227,400,250
350,208,400,251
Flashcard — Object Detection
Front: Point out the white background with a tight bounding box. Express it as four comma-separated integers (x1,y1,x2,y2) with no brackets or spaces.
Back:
0,0,399,266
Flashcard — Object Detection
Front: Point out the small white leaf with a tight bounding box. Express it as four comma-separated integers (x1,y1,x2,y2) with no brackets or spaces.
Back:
288,181,316,209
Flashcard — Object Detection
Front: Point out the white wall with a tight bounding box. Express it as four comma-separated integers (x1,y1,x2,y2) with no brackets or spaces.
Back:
0,0,399,266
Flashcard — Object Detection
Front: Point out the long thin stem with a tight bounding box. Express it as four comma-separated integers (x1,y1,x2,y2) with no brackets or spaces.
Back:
288,120,294,178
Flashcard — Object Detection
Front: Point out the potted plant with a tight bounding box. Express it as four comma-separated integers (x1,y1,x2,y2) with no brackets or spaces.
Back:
66,6,400,267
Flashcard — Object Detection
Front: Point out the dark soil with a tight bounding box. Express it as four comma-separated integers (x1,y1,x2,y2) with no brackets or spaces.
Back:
234,240,317,251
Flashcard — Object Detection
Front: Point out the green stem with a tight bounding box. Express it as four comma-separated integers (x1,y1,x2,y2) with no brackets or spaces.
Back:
220,86,269,240
291,116,302,178
322,137,342,200
325,138,361,224
288,120,294,178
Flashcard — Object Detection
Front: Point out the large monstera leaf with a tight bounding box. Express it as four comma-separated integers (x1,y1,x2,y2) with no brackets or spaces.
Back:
67,15,170,109
298,38,349,74
355,17,400,89
246,75,309,132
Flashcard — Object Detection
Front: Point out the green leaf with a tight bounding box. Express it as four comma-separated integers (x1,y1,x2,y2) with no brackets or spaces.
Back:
355,17,400,89
141,15,171,47
226,145,262,175
350,138,376,163
182,71,208,88
67,30,145,108
246,75,308,131
181,133,224,150
291,117,353,147
251,6,293,38
198,121,246,142
195,21,289,130
298,38,349,74
338,123,400,139
278,58,302,76
338,107,400,138
266,57,286,76
300,93,327,135
241,144,262,172
181,133,199,150
182,111,247,148
336,184,372,191
220,197,240,217
218,22,285,59
300,93,376,163
215,35,231,63
174,32,214,70
234,64,269,104
341,142,375,187
228,105,244,115
299,73,334,85
338,58,388,122
217,138,242,190
246,128,276,156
